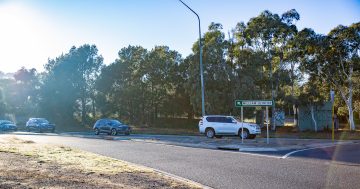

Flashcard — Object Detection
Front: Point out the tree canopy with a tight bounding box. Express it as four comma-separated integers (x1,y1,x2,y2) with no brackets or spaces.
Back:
0,10,358,131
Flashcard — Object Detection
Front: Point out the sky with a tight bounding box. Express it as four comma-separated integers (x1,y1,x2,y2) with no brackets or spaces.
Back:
0,0,359,73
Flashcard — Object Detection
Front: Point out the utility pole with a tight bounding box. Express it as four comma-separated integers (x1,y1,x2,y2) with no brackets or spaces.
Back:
178,0,205,116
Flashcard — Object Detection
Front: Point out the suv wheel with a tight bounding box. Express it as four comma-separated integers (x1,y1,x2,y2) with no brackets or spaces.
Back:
111,128,117,136
205,128,215,138
239,129,249,139
94,128,100,135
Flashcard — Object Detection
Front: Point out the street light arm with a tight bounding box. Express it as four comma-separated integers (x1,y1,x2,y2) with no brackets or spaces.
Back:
178,0,201,24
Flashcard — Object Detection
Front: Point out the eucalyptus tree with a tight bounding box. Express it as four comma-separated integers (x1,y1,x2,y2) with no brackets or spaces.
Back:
72,45,103,125
12,67,40,117
297,23,360,130
232,22,265,101
244,10,300,129
96,46,148,123
0,68,40,119
298,76,327,132
96,45,184,123
187,23,233,115
143,46,183,120
276,9,301,125
40,44,103,126
230,26,264,121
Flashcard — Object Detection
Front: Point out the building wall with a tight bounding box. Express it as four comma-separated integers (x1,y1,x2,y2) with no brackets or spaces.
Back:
298,102,332,131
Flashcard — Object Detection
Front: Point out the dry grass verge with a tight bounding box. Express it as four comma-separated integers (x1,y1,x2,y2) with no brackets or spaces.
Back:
0,136,202,189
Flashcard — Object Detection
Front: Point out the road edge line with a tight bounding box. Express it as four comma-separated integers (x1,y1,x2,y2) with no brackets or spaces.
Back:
281,145,338,159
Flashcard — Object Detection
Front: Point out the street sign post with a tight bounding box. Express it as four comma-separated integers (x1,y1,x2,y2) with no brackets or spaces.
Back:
330,90,335,142
235,100,273,144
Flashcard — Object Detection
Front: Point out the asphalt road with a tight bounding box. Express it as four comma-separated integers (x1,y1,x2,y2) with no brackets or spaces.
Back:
243,143,360,164
3,133,360,189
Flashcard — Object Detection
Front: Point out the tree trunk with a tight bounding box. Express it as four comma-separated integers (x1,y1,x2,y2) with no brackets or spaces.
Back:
348,103,355,130
81,97,86,125
272,91,276,130
337,64,355,131
293,105,297,126
310,105,317,132
92,98,96,118
291,79,297,127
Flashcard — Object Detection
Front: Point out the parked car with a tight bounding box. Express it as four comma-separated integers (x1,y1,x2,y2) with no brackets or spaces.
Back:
199,115,261,139
93,119,131,136
0,120,18,131
26,118,55,133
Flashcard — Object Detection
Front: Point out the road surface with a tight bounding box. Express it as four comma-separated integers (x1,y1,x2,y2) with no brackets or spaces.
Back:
2,133,360,189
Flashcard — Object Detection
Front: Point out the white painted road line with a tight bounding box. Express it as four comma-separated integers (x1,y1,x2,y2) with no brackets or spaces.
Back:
281,145,338,159
239,147,278,152
237,151,281,159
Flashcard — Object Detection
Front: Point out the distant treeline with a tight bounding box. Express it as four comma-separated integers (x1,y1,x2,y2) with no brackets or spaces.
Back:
0,9,359,130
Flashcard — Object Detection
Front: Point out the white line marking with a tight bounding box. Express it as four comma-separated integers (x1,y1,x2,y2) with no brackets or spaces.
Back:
281,145,337,159
239,147,278,152
238,152,281,159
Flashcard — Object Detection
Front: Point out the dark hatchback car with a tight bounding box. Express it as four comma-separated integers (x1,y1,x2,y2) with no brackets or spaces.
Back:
93,119,131,136
0,120,18,131
26,118,55,133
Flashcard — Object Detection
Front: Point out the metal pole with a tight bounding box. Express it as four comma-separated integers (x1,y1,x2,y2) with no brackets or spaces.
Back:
332,102,335,142
178,0,205,116
266,106,269,144
241,106,244,144
330,89,335,142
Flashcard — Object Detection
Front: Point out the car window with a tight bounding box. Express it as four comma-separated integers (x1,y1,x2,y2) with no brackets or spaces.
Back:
37,119,49,124
225,117,233,123
216,117,225,123
206,117,216,122
111,120,121,125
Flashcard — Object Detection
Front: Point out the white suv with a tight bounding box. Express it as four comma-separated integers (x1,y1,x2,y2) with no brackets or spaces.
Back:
199,115,261,139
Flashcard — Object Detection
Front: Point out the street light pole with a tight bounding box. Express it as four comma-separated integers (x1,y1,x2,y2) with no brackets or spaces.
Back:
179,0,205,116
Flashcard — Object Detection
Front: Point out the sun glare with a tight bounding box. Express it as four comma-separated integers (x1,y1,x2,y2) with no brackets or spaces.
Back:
0,2,56,73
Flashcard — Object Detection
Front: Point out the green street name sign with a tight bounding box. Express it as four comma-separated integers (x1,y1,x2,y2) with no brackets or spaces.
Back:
235,100,273,107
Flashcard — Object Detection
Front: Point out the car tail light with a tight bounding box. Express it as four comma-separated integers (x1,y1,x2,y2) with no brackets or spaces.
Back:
199,120,203,126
